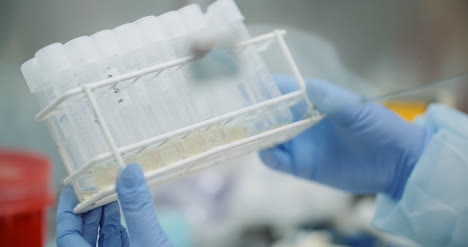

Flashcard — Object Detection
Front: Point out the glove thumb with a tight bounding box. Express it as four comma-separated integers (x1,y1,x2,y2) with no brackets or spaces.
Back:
306,79,370,125
116,163,172,247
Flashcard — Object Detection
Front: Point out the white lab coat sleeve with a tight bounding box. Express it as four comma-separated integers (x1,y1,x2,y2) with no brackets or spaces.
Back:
372,103,468,247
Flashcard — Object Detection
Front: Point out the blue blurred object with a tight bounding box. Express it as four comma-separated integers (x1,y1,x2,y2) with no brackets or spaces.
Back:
338,232,377,247
158,210,193,247
260,75,432,199
115,163,173,247
374,104,468,246
56,163,173,247
192,46,239,82
56,187,129,247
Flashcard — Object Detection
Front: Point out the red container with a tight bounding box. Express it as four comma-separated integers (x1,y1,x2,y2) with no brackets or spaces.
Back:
0,150,52,247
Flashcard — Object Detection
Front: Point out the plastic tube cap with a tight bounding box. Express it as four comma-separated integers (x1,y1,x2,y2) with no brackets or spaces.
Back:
34,43,71,80
134,15,157,25
20,58,43,93
91,30,121,59
134,15,164,44
64,36,100,65
158,11,187,38
178,4,207,33
113,23,145,52
207,0,244,24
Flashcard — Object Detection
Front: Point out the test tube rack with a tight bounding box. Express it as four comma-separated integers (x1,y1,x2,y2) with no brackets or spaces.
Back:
35,30,322,214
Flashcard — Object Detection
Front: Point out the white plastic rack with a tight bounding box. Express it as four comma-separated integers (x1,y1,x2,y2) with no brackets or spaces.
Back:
35,30,322,213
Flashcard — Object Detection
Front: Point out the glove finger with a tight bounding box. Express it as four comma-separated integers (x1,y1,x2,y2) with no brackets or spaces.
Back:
259,146,293,172
81,207,102,245
273,74,300,94
56,186,91,247
274,75,365,123
98,201,126,247
116,163,172,247
305,79,362,116
273,74,309,121
121,226,130,247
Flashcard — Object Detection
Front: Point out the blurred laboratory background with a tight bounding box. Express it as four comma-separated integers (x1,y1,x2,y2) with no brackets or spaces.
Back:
1,0,467,246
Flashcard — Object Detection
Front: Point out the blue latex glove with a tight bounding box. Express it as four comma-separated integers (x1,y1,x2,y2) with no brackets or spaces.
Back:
57,163,173,247
260,75,432,199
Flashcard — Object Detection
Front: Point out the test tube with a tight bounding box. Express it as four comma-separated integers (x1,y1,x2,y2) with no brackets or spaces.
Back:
34,43,102,192
21,59,86,173
91,30,136,147
134,15,189,132
177,4,218,119
90,30,142,189
34,43,77,96
64,37,103,85
21,58,49,108
112,23,162,140
37,43,109,162
207,0,293,129
64,36,132,151
92,28,158,146
158,11,203,123
135,15,189,162
158,11,191,57
179,4,247,117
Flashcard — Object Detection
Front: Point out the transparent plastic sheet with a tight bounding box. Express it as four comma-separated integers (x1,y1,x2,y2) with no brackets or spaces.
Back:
373,73,468,105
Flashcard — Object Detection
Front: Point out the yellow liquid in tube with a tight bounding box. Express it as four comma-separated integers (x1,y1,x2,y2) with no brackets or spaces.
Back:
84,126,249,200
93,163,119,190
204,125,227,148
89,150,162,194
182,131,207,157
125,150,162,173
75,173,98,201
78,189,97,201
225,127,248,142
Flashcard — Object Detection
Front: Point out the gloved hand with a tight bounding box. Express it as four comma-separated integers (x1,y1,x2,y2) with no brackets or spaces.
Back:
56,163,173,247
260,75,432,199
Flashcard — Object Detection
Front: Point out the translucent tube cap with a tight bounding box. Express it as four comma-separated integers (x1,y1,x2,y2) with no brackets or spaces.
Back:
134,15,157,25
35,43,72,80
21,58,43,93
178,4,207,33
207,0,244,24
134,15,164,43
158,11,187,38
64,36,100,65
113,23,145,52
91,30,120,59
